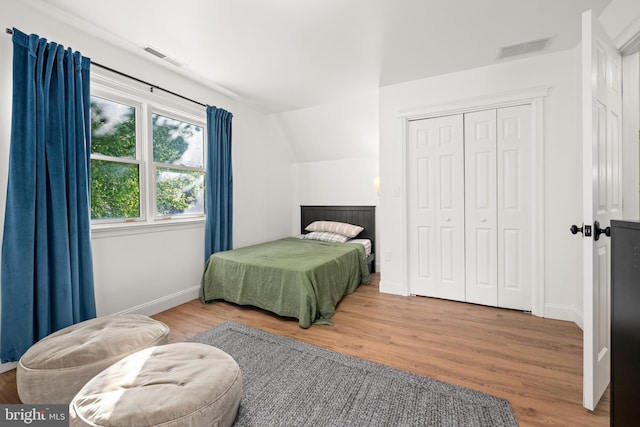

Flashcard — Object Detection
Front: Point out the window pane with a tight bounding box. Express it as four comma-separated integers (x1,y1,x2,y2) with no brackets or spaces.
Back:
91,96,136,159
156,168,205,216
153,114,204,168
91,160,140,219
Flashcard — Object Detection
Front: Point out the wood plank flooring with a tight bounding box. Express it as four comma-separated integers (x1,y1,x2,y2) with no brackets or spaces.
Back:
0,273,609,426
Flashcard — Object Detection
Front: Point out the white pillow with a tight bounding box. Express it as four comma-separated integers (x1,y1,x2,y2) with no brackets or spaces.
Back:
305,221,364,238
303,231,349,243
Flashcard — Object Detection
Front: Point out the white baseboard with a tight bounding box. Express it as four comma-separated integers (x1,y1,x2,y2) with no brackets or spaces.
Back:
109,285,200,317
543,303,582,325
0,361,17,374
0,287,199,374
572,308,584,330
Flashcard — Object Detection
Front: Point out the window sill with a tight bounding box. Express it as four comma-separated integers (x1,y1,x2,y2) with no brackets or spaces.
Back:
91,217,205,239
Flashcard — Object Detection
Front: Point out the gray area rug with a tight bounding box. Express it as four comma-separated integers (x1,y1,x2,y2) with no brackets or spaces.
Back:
189,321,518,427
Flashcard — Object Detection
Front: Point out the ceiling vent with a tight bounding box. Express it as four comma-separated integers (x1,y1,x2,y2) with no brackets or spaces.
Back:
497,37,552,59
143,46,166,59
143,45,185,67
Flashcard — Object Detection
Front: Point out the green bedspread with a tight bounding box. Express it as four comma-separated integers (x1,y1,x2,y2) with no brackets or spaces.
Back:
201,237,371,328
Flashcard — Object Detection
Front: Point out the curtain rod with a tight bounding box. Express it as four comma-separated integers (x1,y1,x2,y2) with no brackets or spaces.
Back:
5,27,207,108
90,62,208,108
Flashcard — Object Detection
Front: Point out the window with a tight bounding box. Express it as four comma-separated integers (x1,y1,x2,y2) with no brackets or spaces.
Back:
90,96,141,220
90,78,206,230
152,113,205,217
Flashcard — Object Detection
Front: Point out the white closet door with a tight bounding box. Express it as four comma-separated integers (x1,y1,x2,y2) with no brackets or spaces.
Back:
497,104,532,311
464,109,498,306
408,114,466,301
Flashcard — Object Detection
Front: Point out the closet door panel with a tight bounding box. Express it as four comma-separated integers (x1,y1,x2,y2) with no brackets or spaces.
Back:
465,109,498,306
408,122,437,296
408,114,465,300
503,229,522,289
417,226,433,280
497,105,532,310
435,114,466,301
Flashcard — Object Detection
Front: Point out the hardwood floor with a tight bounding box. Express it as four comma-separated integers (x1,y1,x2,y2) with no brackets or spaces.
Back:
0,273,609,426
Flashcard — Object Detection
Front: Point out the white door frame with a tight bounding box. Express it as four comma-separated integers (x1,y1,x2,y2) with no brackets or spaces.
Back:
399,86,549,317
615,16,640,56
619,19,640,221
621,53,640,221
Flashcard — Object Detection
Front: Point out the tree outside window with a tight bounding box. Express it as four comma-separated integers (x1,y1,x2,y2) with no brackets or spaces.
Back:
152,114,205,217
90,96,205,223
90,96,140,220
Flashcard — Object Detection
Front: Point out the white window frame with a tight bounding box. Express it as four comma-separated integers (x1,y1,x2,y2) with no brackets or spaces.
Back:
90,70,207,237
148,106,207,221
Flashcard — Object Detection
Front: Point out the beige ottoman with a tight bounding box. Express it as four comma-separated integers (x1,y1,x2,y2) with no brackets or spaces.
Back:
70,343,242,427
17,314,169,404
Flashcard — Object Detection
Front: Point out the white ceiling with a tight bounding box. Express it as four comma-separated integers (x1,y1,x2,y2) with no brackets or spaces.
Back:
37,0,612,113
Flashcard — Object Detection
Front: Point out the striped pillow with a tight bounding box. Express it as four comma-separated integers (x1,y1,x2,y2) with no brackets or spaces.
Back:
303,231,349,243
305,221,364,238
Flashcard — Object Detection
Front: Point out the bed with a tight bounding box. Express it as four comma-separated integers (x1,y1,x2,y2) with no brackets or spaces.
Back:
200,205,375,328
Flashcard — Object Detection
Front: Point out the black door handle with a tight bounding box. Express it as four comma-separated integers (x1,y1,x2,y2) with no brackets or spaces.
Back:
594,220,610,241
570,223,592,237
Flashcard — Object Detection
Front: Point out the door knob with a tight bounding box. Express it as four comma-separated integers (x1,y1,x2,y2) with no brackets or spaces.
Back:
570,223,592,237
594,220,610,241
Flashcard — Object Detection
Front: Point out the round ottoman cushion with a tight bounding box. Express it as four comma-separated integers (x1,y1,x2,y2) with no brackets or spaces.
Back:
69,343,242,427
17,314,169,404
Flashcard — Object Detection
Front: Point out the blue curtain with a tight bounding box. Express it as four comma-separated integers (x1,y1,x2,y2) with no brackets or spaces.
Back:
0,29,96,362
204,106,233,260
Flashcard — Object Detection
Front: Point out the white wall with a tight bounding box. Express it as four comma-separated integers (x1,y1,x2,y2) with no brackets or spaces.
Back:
604,1,640,223
622,53,640,221
271,92,381,261
379,50,583,322
0,1,294,371
271,91,379,162
0,3,12,373
600,0,640,44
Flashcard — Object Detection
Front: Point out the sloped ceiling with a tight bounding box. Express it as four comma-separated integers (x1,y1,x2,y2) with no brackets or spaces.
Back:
35,0,612,114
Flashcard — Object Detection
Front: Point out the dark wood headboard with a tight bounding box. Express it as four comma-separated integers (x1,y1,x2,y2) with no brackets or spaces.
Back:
300,205,376,258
